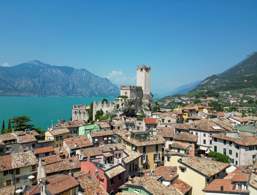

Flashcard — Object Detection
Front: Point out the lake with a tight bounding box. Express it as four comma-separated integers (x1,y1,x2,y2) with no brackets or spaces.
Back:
0,96,114,130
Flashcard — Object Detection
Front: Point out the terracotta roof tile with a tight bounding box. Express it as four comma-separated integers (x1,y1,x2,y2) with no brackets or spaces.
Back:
63,136,93,149
0,151,37,171
75,172,108,195
154,166,178,181
26,174,79,195
144,118,158,125
179,157,229,177
124,176,180,195
191,119,225,132
41,155,62,165
173,132,197,143
158,127,175,138
34,146,55,155
203,179,248,193
49,128,70,136
91,130,114,138
45,157,80,174
213,132,257,146
171,179,191,194
105,165,126,178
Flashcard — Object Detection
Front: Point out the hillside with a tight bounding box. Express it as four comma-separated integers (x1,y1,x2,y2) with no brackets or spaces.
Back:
192,52,257,93
0,60,119,97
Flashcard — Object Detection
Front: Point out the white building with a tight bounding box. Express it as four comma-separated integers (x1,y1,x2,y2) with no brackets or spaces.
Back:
136,65,151,96
212,132,257,166
176,119,226,154
72,105,89,122
120,85,143,100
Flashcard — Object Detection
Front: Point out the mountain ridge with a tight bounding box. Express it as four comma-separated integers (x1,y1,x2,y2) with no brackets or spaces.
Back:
191,52,257,94
0,60,119,97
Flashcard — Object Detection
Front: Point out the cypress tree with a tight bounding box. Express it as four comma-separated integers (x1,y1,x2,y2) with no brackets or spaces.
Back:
8,119,12,130
1,120,5,131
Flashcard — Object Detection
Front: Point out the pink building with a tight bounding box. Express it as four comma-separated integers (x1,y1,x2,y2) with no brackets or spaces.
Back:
81,161,127,194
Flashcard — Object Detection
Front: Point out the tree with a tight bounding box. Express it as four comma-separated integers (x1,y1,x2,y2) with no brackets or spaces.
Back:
152,102,160,112
208,151,230,163
88,103,94,122
95,109,104,121
209,101,223,112
1,120,5,132
12,115,33,131
102,98,109,104
8,119,12,130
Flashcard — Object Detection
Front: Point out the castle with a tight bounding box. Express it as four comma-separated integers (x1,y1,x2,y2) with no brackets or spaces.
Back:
72,65,152,122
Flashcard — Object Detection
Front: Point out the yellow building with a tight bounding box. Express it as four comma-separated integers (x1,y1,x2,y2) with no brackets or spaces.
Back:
116,130,165,170
0,151,37,188
45,128,70,147
176,157,229,195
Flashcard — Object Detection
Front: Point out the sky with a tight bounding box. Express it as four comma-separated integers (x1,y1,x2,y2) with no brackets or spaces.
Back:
0,0,257,95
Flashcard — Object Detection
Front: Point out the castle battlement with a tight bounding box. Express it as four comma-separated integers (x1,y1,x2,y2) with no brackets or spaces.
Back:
137,65,151,72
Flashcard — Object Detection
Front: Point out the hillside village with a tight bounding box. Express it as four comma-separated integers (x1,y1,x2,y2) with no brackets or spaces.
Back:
0,65,257,195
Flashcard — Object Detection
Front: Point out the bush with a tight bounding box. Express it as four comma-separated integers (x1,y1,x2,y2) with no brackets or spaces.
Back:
208,151,230,163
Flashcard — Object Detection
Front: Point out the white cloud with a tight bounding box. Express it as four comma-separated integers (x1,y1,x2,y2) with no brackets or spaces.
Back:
106,70,135,85
1,62,10,67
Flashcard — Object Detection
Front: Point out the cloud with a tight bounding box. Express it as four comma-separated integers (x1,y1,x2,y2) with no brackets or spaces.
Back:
106,70,135,85
1,62,10,67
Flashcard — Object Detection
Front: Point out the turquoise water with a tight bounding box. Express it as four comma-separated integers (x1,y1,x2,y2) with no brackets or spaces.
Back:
0,96,113,130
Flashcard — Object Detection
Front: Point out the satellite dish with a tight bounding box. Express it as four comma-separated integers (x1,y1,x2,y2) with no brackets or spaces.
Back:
28,175,35,180
15,189,23,194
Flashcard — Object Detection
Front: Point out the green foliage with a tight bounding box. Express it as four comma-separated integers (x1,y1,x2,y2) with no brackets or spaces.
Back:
12,115,33,131
1,119,13,134
118,95,128,99
209,101,224,112
8,119,11,129
1,120,5,132
208,151,230,163
95,109,104,120
88,103,94,122
95,109,110,121
152,102,160,112
102,98,109,104
193,98,201,104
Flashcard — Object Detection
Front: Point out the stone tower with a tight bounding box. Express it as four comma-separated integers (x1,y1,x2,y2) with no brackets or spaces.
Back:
136,65,151,96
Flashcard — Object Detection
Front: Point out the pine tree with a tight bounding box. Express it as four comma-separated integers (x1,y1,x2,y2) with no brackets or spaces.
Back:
8,119,12,130
1,120,5,132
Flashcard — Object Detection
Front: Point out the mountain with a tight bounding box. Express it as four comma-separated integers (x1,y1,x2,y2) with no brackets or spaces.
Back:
0,60,119,97
192,52,257,93
167,80,201,96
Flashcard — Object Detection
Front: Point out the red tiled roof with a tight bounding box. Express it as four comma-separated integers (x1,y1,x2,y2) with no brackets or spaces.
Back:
0,155,12,171
171,179,192,194
203,179,248,193
91,130,114,138
75,172,108,195
158,127,175,138
225,168,250,182
154,166,178,181
144,118,158,125
212,133,257,146
34,146,54,155
26,174,79,195
45,157,80,174
63,136,93,149
41,155,62,165
0,151,37,171
173,132,197,143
